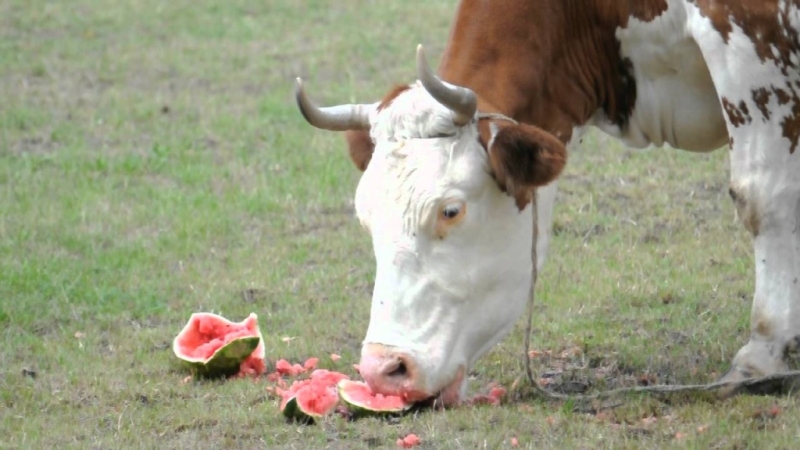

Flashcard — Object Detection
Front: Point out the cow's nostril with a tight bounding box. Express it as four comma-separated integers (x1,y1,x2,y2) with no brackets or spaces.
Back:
387,361,408,378
381,357,409,378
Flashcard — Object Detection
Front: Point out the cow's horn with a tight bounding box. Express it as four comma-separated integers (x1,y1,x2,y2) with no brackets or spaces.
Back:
295,78,371,131
416,44,477,126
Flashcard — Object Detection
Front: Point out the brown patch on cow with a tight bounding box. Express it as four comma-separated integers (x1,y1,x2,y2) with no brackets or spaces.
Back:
729,135,735,150
689,1,800,76
780,91,800,154
690,1,800,153
783,114,800,154
769,85,800,153
627,0,670,23
729,184,760,237
721,97,752,127
344,130,374,171
752,88,772,121
436,1,661,147
378,85,412,112
486,122,567,210
774,87,792,105
738,101,751,122
754,317,773,339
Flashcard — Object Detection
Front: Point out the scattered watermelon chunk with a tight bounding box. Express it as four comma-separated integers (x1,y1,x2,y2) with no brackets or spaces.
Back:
468,382,507,406
277,369,350,423
397,433,421,448
274,358,308,377
303,357,319,371
267,356,508,423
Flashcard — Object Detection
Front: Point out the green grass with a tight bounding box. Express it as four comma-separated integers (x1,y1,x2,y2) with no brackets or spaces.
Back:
1,0,797,448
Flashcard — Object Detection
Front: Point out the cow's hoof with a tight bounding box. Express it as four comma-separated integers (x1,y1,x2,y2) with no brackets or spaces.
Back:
716,366,752,398
717,340,792,398
716,365,800,398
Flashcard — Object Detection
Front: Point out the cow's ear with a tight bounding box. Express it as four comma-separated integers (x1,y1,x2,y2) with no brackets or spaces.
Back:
345,130,375,172
343,84,410,172
486,122,567,210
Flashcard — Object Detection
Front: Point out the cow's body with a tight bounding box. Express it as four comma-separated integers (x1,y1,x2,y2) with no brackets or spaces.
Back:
296,0,800,403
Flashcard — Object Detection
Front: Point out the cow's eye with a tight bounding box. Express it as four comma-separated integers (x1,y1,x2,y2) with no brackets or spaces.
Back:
436,200,466,239
442,204,461,220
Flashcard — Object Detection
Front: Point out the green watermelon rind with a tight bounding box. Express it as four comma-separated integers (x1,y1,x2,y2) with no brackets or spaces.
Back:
281,393,337,424
176,335,261,377
281,395,304,421
336,380,413,417
172,312,265,378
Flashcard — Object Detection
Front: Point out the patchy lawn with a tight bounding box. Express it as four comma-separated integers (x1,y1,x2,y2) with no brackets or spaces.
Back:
1,0,797,448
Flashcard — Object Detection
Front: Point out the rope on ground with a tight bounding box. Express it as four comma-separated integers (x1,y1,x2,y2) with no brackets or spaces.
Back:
521,188,800,404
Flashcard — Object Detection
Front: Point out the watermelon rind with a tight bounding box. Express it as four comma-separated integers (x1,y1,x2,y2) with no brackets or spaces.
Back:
177,335,261,377
337,380,413,417
280,396,306,422
281,392,338,424
172,312,265,378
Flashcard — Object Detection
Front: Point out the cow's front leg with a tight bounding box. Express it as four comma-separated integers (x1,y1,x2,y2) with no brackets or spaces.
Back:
534,181,558,274
532,134,586,273
721,168,800,387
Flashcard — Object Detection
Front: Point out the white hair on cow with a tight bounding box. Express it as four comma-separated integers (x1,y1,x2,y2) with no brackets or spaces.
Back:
362,82,486,237
370,82,461,142
378,138,439,236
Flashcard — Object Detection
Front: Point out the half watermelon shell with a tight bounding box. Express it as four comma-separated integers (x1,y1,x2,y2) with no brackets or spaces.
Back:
172,312,266,378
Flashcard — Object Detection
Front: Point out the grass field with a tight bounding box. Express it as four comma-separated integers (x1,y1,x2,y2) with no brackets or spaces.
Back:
2,0,799,448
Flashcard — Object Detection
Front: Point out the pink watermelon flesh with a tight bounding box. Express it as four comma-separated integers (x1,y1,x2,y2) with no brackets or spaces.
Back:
340,380,410,411
278,378,313,410
310,369,350,385
237,353,266,378
278,370,349,417
174,313,265,377
178,314,258,359
271,367,412,419
276,369,349,412
295,383,339,416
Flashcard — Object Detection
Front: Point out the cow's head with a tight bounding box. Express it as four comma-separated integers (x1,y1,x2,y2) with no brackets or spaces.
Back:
295,45,566,405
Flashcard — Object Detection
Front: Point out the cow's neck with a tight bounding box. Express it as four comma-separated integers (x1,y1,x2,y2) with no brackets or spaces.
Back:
438,0,650,144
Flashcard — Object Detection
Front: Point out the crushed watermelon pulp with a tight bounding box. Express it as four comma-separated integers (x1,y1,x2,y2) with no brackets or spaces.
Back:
267,357,507,420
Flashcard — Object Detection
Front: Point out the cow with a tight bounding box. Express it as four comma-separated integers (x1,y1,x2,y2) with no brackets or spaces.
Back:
294,0,800,405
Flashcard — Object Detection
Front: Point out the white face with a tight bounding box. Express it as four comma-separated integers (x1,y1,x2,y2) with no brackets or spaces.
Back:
353,86,534,403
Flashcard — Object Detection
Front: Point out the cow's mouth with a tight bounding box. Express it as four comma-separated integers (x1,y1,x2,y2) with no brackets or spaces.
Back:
358,344,468,407
434,365,466,406
406,366,466,408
